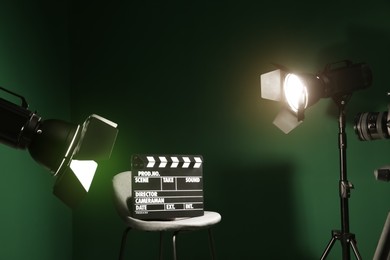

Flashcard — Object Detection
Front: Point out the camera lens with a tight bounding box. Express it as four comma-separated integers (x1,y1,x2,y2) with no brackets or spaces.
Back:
354,111,390,141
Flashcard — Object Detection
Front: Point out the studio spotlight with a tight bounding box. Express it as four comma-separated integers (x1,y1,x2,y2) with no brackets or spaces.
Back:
260,60,373,260
260,60,372,133
0,86,118,208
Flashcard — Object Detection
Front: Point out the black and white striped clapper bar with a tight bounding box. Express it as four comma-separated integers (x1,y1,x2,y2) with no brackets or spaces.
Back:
130,154,204,220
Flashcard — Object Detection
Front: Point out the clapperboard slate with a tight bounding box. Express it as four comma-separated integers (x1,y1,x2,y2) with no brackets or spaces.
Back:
131,154,204,220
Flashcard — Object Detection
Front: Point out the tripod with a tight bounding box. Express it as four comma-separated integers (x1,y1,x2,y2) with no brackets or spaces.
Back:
320,95,362,260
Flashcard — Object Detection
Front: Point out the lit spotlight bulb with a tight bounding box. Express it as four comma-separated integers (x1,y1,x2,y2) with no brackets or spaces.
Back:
284,74,308,112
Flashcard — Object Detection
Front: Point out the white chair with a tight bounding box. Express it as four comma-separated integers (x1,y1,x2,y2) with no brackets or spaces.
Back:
112,171,221,260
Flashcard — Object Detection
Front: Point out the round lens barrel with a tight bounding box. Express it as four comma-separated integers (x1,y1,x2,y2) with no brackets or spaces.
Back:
354,111,389,141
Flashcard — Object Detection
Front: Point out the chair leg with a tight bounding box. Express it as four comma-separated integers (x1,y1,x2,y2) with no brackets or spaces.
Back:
119,227,131,260
171,229,216,260
159,232,163,260
173,231,179,260
208,228,217,260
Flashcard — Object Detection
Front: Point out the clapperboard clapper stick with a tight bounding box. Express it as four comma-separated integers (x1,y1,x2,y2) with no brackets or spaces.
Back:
131,155,204,220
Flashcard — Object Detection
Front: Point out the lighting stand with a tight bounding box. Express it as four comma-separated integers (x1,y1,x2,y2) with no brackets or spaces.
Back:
320,95,362,260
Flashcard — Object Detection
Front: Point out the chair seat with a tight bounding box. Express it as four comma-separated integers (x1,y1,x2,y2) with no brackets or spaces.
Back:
124,211,221,232
113,171,221,259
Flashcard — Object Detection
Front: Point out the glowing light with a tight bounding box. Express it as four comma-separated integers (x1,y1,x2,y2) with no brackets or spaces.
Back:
70,160,98,191
284,73,308,112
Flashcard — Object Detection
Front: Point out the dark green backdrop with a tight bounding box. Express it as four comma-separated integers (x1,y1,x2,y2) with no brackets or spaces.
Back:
0,1,71,259
1,1,390,259
70,1,390,259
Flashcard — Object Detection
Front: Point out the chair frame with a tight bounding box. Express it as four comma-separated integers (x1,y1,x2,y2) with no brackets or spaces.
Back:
119,226,217,260
113,171,220,260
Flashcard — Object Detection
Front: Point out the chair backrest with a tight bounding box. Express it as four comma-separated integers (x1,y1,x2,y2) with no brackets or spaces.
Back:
112,171,132,220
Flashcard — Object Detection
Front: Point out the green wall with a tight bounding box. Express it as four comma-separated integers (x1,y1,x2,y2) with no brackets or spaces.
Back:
0,1,71,259
0,1,385,259
68,1,390,259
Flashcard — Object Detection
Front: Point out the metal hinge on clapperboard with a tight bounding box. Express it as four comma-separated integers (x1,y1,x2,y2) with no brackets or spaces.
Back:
130,154,204,220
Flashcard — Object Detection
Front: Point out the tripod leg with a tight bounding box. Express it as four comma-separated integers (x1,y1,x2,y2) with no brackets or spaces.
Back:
349,239,362,260
321,236,337,260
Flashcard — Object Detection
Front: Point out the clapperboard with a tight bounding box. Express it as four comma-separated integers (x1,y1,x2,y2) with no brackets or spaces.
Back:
130,154,204,220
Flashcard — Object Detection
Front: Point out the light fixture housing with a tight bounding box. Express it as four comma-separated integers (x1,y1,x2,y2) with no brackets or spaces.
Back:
260,61,372,133
0,86,118,208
